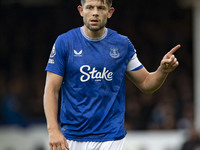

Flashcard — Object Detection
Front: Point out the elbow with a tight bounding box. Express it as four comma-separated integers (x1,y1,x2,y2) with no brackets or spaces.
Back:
140,89,155,94
139,86,158,94
138,82,161,94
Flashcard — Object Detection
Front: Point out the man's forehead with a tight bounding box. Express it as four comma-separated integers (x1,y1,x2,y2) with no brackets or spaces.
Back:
84,0,106,5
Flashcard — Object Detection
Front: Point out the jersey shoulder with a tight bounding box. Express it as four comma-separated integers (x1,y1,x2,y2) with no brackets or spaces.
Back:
107,28,129,43
58,27,81,39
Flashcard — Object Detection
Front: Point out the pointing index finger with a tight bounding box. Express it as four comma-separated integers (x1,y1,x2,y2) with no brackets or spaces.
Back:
168,44,181,55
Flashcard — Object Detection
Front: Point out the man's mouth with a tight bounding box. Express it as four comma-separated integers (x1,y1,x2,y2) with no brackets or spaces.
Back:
90,20,99,23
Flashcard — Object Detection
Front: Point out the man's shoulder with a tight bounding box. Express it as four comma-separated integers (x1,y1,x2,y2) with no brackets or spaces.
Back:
58,27,80,39
107,28,129,42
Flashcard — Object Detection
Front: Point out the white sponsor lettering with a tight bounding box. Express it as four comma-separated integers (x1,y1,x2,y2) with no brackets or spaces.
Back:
48,59,55,64
80,65,113,82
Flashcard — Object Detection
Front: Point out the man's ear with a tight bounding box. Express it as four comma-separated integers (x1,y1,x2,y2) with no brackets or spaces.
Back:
108,7,115,19
77,5,83,17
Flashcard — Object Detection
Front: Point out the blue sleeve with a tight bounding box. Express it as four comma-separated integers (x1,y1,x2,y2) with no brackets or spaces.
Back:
127,38,136,59
45,35,67,77
126,37,144,71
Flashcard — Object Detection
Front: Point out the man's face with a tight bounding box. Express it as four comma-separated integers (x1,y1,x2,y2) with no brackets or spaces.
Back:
78,0,114,32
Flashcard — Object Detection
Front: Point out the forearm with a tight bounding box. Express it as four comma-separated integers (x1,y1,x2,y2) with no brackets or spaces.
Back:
127,45,180,94
141,66,168,94
126,66,168,94
141,44,180,93
44,90,69,150
43,91,60,131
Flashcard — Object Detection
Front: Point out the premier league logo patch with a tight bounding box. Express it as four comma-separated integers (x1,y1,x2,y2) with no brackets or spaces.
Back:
110,47,120,58
50,44,56,58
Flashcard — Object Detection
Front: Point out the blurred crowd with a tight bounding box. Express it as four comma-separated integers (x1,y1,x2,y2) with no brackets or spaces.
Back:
0,0,193,131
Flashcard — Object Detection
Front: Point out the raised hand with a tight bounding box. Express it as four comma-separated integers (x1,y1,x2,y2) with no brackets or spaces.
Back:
160,44,181,73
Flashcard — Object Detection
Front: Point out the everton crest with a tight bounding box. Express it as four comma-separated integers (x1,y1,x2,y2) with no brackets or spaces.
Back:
109,47,120,58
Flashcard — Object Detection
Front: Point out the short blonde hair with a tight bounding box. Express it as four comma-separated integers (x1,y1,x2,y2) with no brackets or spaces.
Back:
81,0,113,8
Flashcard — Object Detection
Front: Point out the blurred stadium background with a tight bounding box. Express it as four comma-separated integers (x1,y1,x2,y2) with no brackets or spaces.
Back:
0,0,199,149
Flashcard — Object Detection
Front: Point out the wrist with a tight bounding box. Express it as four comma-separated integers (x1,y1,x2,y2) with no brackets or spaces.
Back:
47,124,59,132
158,66,169,75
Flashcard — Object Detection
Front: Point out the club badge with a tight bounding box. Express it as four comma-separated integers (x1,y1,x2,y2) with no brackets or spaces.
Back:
110,47,120,58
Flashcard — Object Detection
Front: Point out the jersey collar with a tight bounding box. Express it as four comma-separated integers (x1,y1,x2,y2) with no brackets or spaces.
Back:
80,26,108,41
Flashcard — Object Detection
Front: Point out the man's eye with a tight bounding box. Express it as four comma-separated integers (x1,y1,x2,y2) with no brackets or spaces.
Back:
87,6,93,10
98,6,105,10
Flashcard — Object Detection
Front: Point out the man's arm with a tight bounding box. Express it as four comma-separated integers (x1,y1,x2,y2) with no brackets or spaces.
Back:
126,45,181,94
43,71,69,150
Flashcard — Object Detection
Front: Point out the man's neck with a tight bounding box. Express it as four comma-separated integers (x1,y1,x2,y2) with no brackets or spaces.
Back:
83,25,106,39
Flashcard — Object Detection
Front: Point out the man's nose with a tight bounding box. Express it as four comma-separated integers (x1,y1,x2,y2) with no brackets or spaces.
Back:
92,7,99,16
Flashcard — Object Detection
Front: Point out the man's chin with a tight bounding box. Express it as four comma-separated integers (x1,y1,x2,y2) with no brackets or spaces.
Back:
88,26,101,32
86,24,105,32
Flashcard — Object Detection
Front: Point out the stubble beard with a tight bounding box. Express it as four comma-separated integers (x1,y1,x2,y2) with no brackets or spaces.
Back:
83,18,107,32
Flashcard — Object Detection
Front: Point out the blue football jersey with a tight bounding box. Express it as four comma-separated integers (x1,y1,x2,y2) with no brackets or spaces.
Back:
45,27,143,141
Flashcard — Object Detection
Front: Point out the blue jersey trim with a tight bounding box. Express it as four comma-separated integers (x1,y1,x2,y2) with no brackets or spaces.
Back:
131,65,144,71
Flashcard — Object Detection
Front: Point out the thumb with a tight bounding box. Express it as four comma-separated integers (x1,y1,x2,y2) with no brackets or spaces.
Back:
65,140,69,150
